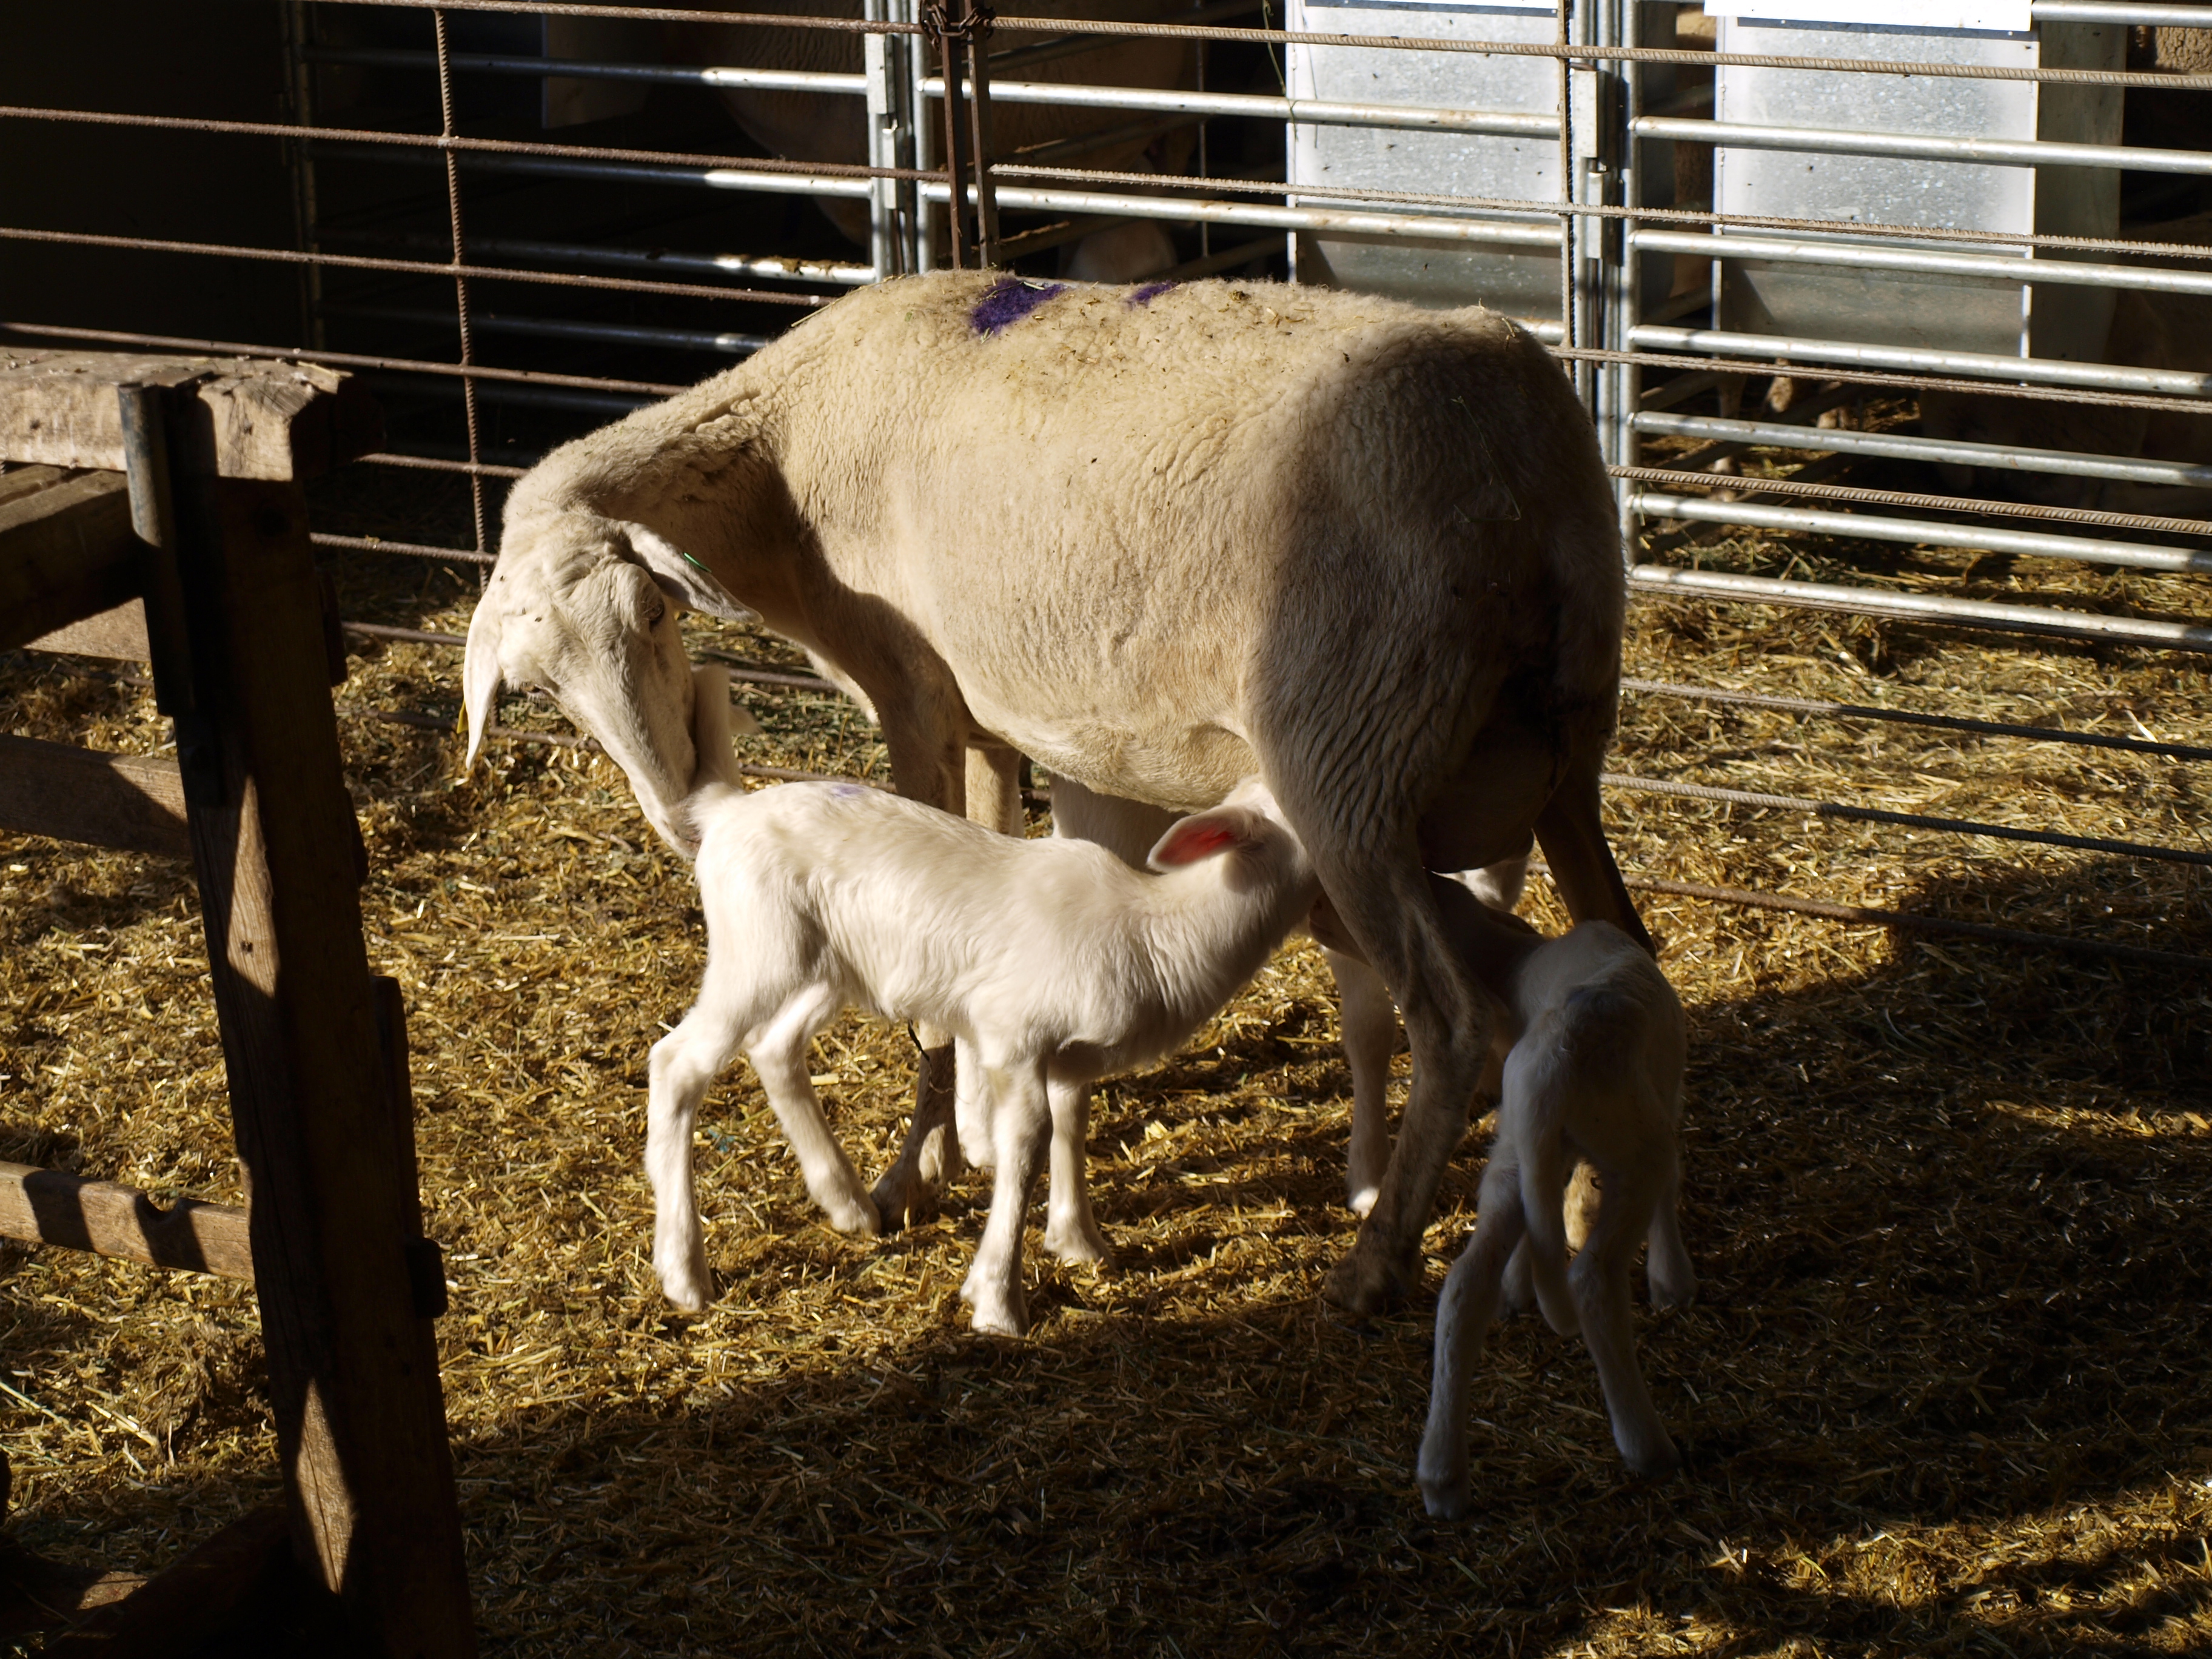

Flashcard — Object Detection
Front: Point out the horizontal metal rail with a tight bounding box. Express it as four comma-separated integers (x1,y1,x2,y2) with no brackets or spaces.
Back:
1637,116,2212,179
1629,324,2212,400
313,532,496,565
326,229,876,288
359,452,529,481
331,305,773,357
307,47,871,96
1621,677,2212,763
1603,771,2212,866
367,375,651,416
1631,229,2212,300
304,0,2212,90
318,142,880,201
1611,466,2212,541
1597,869,2212,973
934,180,1563,246
1632,411,2212,491
928,76,1562,137
1629,565,2212,653
1632,493,2212,575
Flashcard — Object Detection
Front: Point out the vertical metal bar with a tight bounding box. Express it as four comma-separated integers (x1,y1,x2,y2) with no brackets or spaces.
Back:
906,0,936,271
280,0,326,352
432,7,488,560
1557,0,1575,396
1614,0,1643,560
933,1,977,267
964,0,1000,266
865,0,899,278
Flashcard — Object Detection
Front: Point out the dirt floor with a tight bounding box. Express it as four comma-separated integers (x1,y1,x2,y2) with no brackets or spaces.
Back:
4,454,2210,1656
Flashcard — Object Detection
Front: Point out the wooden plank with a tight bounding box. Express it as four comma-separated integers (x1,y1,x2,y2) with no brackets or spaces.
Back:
23,596,151,660
166,474,475,1655
41,1506,299,1658
0,1162,253,1280
0,735,190,858
0,468,138,652
0,352,381,481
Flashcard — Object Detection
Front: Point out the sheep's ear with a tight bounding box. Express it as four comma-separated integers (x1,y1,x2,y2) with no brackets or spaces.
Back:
626,525,756,622
1147,805,1259,871
461,603,505,769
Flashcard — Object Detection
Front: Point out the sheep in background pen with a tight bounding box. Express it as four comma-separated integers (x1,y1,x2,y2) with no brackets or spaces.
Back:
647,666,1319,1335
463,269,1651,1319
1410,875,1695,1518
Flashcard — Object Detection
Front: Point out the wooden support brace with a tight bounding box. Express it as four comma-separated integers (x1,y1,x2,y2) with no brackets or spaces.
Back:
0,734,190,859
0,467,138,653
41,1507,298,1658
0,1162,252,1280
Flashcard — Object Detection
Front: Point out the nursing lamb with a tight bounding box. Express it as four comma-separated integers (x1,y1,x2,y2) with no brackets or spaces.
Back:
463,270,1649,1316
649,667,1319,1335
1414,879,1694,1518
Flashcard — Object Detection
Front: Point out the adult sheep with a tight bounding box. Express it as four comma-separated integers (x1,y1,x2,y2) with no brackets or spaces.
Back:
461,270,1650,1315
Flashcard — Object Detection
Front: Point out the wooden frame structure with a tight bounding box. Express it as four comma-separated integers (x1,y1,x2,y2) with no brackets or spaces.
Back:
0,351,474,1656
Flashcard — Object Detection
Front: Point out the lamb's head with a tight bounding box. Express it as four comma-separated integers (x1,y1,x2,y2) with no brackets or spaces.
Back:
1146,779,1316,900
464,506,741,857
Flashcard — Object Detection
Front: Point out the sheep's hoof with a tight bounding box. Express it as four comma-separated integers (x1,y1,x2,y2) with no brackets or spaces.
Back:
655,1247,712,1313
1044,1215,1112,1266
823,1187,884,1238
959,1274,1028,1338
1346,1182,1380,1219
1323,1241,1418,1316
868,1165,939,1233
1620,1433,1682,1481
1418,1476,1473,1522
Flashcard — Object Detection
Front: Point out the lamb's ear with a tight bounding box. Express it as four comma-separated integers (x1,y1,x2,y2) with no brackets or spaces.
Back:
461,602,505,769
1147,804,1261,871
626,524,757,622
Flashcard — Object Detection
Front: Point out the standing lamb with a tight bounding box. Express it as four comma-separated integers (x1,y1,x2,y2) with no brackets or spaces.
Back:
648,666,1319,1335
463,269,1649,1317
1414,877,1694,1519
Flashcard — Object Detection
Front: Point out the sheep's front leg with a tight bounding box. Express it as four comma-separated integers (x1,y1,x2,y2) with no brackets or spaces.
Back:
1042,1074,1110,1265
1418,1156,1526,1521
961,1061,1051,1336
1327,948,1399,1218
749,987,882,1238
645,1016,739,1312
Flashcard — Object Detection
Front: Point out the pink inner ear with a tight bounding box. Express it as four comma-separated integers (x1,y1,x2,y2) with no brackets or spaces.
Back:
1155,820,1241,866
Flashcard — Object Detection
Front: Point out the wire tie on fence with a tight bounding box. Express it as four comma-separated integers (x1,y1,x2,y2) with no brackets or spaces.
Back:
923,0,996,44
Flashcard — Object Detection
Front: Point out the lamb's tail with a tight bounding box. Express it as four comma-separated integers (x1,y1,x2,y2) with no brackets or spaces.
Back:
1510,986,1641,1336
679,663,754,842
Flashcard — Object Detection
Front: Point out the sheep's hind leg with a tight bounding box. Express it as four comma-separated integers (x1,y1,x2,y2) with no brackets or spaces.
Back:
1328,948,1399,1219
962,1061,1051,1336
645,1015,740,1311
1418,1155,1526,1521
870,1037,962,1228
1042,1074,1110,1265
749,986,881,1238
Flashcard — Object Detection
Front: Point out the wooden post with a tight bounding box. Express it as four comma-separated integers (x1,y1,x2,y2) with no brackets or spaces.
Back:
149,425,472,1655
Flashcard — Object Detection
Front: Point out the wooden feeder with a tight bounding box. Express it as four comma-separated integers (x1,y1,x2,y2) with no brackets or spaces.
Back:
0,350,474,1657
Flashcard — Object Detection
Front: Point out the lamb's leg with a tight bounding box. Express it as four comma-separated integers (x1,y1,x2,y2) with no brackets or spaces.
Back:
962,1061,1052,1336
871,1037,961,1228
1644,1153,1696,1310
953,1034,993,1171
1418,1156,1526,1521
1503,1161,1599,1316
749,985,881,1238
1327,947,1399,1218
645,1014,742,1312
1569,1165,1680,1478
1042,1073,1110,1265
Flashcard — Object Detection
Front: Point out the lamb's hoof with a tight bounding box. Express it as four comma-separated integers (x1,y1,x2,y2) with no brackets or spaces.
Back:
1323,1242,1419,1316
1418,1476,1473,1521
866,1165,935,1233
826,1187,885,1238
1649,1277,1697,1312
1621,1435,1682,1481
1044,1216,1112,1266
655,1245,712,1313
959,1274,1029,1338
1346,1182,1380,1219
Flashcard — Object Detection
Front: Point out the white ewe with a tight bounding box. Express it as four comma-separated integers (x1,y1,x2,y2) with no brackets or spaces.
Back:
1413,878,1694,1517
648,668,1318,1335
464,269,1647,1317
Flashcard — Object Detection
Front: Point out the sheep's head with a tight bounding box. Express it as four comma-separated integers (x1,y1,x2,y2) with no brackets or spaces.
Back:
463,508,747,857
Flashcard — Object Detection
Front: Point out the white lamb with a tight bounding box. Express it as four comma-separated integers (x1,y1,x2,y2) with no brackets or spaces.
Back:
1413,876,1695,1518
646,667,1319,1336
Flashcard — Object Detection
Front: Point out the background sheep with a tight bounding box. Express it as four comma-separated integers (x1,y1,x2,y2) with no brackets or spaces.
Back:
649,666,1319,1335
1413,881,1694,1520
463,269,1650,1317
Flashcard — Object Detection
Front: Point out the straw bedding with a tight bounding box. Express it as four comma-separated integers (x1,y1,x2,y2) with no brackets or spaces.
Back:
2,450,2208,1656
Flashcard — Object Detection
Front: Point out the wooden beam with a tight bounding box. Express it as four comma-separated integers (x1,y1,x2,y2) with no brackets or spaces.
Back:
41,1507,298,1658
0,352,381,481
0,735,190,859
0,468,139,652
22,596,151,661
0,1163,253,1281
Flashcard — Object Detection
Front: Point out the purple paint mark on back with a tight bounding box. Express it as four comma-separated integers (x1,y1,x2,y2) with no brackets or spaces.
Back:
1127,280,1178,307
828,782,869,801
971,276,1067,335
